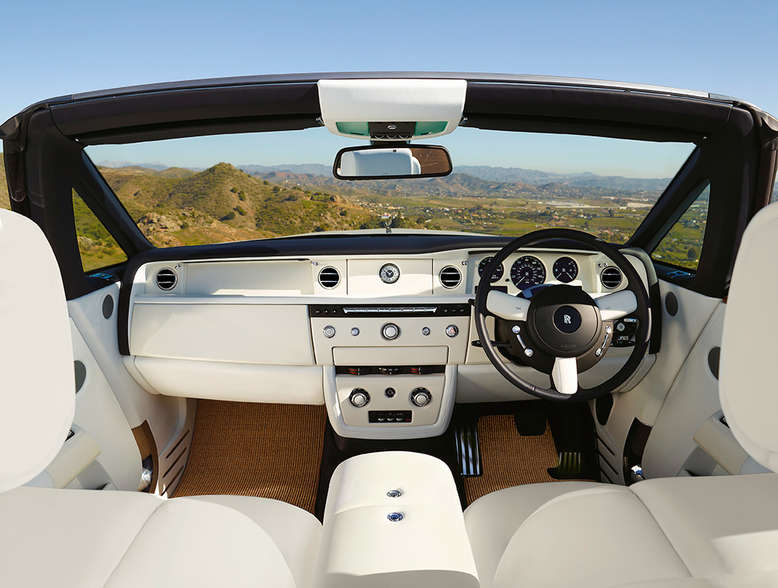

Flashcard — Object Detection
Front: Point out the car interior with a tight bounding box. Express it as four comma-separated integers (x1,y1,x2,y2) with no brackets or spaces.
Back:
1,73,778,587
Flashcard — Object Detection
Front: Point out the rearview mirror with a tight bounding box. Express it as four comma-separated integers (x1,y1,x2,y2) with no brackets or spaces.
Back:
333,145,452,180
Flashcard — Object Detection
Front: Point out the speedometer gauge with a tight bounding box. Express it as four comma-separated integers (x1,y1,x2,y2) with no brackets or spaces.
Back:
552,256,579,283
510,256,546,290
478,256,504,282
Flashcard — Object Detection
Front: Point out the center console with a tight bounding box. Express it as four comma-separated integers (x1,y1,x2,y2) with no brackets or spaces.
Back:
310,304,470,439
314,451,479,588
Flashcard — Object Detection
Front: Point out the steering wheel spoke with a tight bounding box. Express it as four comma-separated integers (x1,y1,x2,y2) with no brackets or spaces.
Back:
551,357,579,395
595,290,637,321
486,289,530,321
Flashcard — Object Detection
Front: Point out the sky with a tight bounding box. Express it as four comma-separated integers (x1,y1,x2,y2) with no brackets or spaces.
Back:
1,0,776,177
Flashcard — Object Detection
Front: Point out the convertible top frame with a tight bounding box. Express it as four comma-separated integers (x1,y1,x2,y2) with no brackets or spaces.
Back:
2,72,776,303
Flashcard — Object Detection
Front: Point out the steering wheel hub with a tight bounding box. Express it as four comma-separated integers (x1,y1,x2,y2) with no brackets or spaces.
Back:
526,285,602,358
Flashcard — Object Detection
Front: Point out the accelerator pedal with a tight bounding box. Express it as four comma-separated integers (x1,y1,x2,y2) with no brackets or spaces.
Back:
548,451,585,479
454,421,482,477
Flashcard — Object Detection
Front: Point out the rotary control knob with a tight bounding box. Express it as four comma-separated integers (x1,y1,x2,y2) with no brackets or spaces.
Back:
381,323,400,340
410,387,432,407
349,388,370,408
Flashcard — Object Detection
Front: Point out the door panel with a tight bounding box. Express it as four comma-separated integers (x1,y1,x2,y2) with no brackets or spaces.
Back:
67,284,192,492
642,302,725,477
593,279,722,483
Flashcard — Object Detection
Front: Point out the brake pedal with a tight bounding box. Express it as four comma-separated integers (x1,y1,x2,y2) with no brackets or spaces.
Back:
548,451,585,479
514,407,547,436
454,421,482,477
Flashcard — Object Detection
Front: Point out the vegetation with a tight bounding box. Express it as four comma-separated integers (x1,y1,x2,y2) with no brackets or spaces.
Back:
72,190,128,270
0,154,9,210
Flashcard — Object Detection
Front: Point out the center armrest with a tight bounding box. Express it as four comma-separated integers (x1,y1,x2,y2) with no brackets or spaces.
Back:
315,451,479,588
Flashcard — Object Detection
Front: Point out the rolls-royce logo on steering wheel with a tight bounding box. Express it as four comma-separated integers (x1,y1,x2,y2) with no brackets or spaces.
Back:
554,306,582,333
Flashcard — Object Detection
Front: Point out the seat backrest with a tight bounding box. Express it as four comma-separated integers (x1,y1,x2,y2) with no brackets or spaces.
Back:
0,208,75,491
720,201,778,471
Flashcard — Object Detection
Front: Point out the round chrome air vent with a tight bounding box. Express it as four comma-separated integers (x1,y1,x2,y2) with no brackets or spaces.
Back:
155,268,178,291
439,265,462,288
600,266,623,289
318,266,340,289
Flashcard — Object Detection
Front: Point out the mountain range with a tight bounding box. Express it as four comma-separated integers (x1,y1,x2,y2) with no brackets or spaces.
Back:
98,161,671,197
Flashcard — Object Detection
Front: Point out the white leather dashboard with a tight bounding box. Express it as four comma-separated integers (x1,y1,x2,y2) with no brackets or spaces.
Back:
124,247,650,437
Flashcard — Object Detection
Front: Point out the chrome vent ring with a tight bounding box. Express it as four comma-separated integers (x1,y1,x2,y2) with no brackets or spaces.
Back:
155,268,178,291
439,265,462,288
600,266,623,289
318,266,340,289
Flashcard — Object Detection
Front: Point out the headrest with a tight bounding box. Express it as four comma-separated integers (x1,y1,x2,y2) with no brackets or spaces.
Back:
720,201,778,471
0,209,75,491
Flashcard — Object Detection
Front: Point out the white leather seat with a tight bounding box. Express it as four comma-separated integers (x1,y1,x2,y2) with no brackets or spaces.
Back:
464,201,778,588
0,209,321,587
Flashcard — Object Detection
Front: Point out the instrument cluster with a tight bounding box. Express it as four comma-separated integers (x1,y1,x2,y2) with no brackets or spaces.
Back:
477,253,584,291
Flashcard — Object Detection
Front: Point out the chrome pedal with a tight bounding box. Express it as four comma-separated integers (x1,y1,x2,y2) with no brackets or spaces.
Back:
454,421,482,477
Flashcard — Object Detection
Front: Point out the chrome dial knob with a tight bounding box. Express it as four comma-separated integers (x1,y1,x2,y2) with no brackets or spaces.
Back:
349,388,370,408
410,387,432,407
381,323,400,340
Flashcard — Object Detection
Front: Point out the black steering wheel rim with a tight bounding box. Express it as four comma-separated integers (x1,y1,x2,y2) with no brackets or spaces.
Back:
474,228,651,401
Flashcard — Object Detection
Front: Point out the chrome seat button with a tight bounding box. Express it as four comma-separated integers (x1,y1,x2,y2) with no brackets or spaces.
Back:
387,512,404,522
386,489,403,498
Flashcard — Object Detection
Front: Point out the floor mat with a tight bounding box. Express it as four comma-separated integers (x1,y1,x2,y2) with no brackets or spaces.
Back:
173,400,326,514
464,414,558,504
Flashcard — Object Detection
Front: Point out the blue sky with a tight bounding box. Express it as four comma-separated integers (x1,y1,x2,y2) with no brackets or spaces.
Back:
2,0,775,177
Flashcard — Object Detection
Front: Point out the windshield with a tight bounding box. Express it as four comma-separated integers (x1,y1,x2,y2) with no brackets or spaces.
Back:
85,128,694,248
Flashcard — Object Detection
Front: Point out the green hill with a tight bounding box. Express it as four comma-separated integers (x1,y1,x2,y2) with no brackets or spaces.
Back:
1,154,9,210
98,162,402,248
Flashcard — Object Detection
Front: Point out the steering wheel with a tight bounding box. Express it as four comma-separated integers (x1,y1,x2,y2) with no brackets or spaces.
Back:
474,229,650,401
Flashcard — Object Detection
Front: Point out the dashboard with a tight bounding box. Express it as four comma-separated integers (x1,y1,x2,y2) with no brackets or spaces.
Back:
122,245,652,439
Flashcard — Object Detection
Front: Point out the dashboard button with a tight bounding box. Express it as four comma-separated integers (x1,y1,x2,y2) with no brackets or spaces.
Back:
351,327,360,336
323,325,336,338
445,324,459,338
349,388,370,408
385,387,396,398
421,326,431,336
381,323,400,340
410,387,432,407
